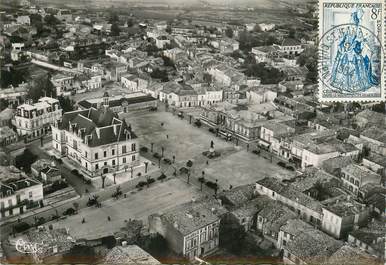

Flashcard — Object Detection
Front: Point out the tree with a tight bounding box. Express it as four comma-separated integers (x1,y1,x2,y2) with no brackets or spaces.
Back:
27,75,56,102
253,24,262,32
186,160,193,168
108,12,119,24
64,245,96,263
203,73,213,84
44,15,60,26
0,99,9,111
15,149,37,173
58,96,75,112
225,27,233,38
150,68,168,82
244,62,285,84
126,18,134,28
101,175,106,189
110,23,120,36
219,217,246,254
73,202,79,214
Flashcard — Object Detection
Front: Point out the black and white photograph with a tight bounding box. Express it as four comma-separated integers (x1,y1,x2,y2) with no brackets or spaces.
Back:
0,0,385,264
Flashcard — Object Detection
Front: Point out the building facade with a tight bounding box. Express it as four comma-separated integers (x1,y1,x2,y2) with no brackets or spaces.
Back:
51,107,140,178
14,97,62,141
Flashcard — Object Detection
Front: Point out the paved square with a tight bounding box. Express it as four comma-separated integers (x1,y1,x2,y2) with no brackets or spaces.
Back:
123,111,233,162
49,178,201,240
123,110,296,190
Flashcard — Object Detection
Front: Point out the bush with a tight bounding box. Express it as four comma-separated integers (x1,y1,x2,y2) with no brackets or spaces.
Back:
198,177,205,183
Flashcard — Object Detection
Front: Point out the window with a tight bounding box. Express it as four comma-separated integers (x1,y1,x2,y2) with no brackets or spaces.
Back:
95,153,99,159
95,164,99,170
104,151,107,157
29,191,32,198
132,155,136,161
104,162,107,166
112,160,116,166
122,145,127,154
85,151,88,158
123,157,126,163
131,143,136,151
73,140,77,150
112,149,115,156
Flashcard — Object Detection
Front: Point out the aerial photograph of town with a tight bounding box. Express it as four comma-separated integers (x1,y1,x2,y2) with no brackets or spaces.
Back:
0,0,385,264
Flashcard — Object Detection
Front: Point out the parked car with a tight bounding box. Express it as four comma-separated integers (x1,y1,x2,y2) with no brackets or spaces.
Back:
136,181,147,188
252,150,260,155
163,158,172,164
153,153,161,159
149,106,158,111
63,208,75,216
277,161,287,168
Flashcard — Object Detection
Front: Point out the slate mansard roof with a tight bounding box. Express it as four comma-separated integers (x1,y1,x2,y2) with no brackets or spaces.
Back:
59,108,137,147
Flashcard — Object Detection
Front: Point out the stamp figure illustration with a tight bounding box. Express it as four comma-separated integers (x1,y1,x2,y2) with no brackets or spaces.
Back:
319,0,385,102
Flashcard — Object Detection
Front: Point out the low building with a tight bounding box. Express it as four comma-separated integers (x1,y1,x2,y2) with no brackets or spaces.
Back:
274,38,303,55
341,164,382,195
362,153,386,177
14,97,62,141
218,184,256,209
0,126,18,146
322,244,379,265
321,195,370,239
256,200,297,247
283,228,342,264
255,177,323,226
0,108,15,127
51,107,141,178
348,218,385,259
0,166,43,219
277,218,314,250
359,126,386,156
149,198,224,259
77,92,157,113
103,244,161,265
31,159,61,184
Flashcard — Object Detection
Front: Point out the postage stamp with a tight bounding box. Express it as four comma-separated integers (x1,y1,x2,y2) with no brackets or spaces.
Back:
318,0,385,102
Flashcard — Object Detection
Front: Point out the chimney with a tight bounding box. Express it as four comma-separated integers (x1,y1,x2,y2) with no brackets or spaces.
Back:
113,124,118,135
121,241,127,247
96,128,100,138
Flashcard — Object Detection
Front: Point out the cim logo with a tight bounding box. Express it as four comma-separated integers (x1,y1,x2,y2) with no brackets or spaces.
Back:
15,238,46,255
